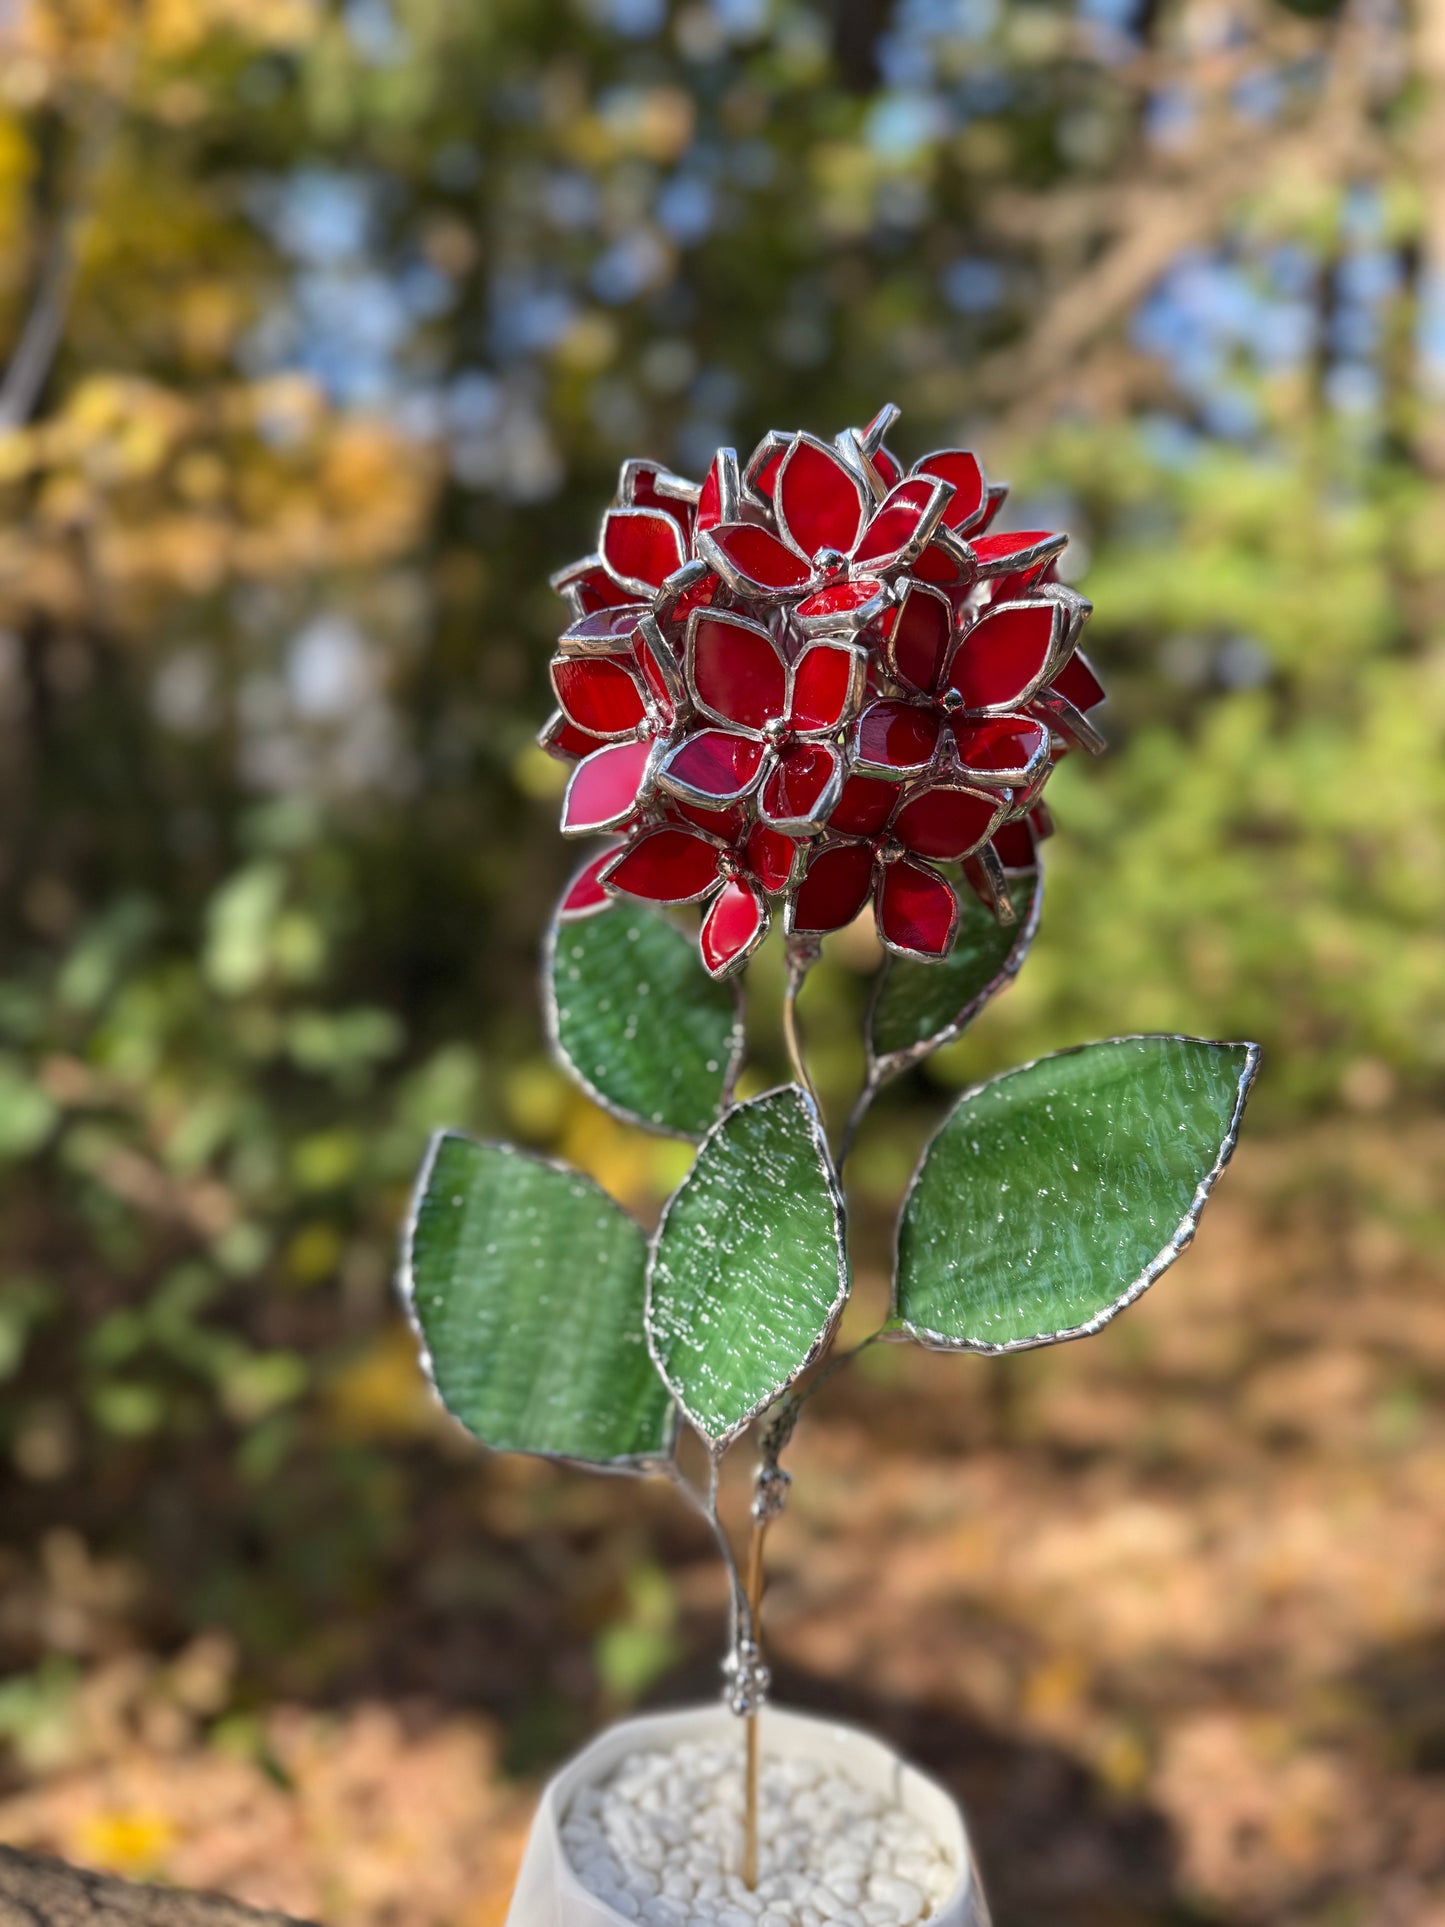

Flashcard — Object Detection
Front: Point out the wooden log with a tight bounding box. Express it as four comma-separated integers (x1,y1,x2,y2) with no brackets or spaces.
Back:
0,1848,318,1927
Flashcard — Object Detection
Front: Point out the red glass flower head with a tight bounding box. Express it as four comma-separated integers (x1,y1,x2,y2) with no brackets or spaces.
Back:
541,410,1105,977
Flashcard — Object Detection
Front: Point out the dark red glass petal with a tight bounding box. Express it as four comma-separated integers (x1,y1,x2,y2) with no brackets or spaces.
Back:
635,628,680,715
970,529,1067,577
830,772,899,838
696,455,724,533
656,565,721,630
551,555,636,613
560,605,649,651
674,799,748,840
989,819,1039,870
745,432,788,505
1049,648,1106,712
558,849,617,921
791,842,875,934
891,783,1000,861
551,655,648,737
659,729,766,802
701,522,813,596
852,478,948,569
978,483,1008,530
601,508,687,592
911,531,975,590
622,461,695,539
776,435,867,558
948,602,1059,711
877,857,958,958
854,698,940,777
700,877,767,978
885,581,953,695
872,445,902,487
788,642,861,734
760,742,841,828
561,738,653,835
914,451,986,531
949,713,1049,785
538,709,608,762
603,827,720,904
794,576,888,635
744,821,799,894
689,611,787,730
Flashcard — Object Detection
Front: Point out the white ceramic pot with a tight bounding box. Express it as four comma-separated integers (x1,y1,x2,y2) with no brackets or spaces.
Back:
505,1701,991,1926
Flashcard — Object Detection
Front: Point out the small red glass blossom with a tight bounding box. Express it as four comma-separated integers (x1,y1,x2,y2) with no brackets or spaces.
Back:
597,816,800,979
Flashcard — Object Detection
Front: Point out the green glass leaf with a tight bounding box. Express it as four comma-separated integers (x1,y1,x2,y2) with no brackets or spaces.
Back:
895,1035,1260,1352
646,1086,849,1447
402,1132,674,1467
868,870,1040,1078
546,899,742,1139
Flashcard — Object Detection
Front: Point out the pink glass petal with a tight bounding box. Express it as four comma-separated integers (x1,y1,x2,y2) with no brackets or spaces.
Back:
538,709,608,762
830,773,899,838
949,714,1050,785
744,822,799,894
659,729,766,803
852,478,949,569
701,523,812,595
885,581,953,695
1049,649,1106,712
603,827,720,904
689,611,787,730
776,435,867,559
557,848,617,921
970,529,1067,577
788,642,861,734
600,508,687,592
891,784,1000,862
551,655,648,737
877,857,958,958
700,877,767,978
854,698,940,777
561,738,653,835
760,742,841,828
914,451,986,531
948,602,1059,711
791,842,875,935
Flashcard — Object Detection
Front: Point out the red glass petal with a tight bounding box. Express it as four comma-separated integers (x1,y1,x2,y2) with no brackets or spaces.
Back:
760,741,841,829
600,508,687,592
561,738,653,835
1049,648,1105,712
673,799,748,840
656,565,721,630
776,435,867,559
744,822,800,894
788,642,862,734
989,819,1039,870
551,655,648,737
559,605,649,652
911,531,975,590
745,432,788,505
621,460,695,539
659,728,766,803
949,713,1049,785
914,451,986,531
885,581,953,695
877,857,958,958
696,453,726,533
688,611,786,730
700,877,767,978
557,848,617,921
701,523,812,596
551,555,636,614
872,445,902,488
978,483,1008,530
852,478,949,569
791,842,875,935
603,827,720,904
986,560,1054,602
538,709,608,763
794,576,889,636
970,529,1067,577
948,602,1059,711
830,772,899,838
854,698,940,777
891,783,1000,861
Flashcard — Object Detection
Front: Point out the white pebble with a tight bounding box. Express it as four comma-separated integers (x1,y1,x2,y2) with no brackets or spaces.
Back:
562,1739,956,1927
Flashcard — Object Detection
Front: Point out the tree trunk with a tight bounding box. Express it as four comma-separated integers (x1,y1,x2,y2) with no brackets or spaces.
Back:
0,1849,318,1927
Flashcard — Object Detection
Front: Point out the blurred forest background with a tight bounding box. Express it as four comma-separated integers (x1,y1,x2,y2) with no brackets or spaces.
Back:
1,0,1443,1922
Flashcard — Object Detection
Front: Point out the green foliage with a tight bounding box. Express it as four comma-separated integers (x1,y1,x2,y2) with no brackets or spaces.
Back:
896,1038,1260,1351
406,1132,673,1466
646,1088,848,1447
548,901,742,1139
